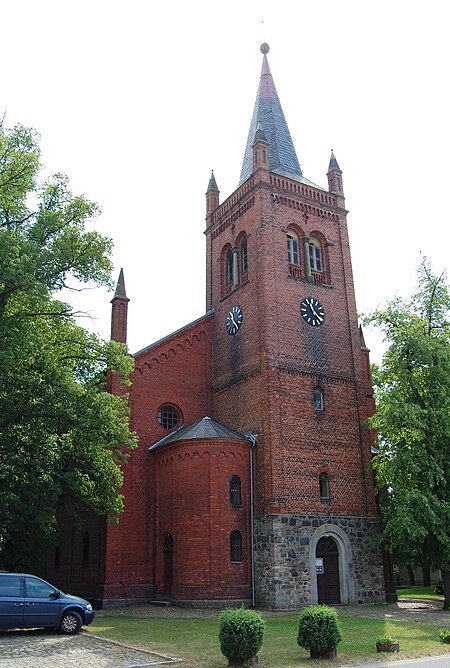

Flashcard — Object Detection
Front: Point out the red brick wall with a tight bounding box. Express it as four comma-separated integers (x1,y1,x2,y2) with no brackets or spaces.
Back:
206,170,377,520
102,314,214,600
111,299,128,344
153,438,252,601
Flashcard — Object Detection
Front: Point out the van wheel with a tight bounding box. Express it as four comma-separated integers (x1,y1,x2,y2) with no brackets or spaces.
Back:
59,610,82,634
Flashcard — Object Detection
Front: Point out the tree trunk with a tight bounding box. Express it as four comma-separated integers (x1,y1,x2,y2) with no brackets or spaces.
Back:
443,570,449,611
421,564,431,587
407,563,416,586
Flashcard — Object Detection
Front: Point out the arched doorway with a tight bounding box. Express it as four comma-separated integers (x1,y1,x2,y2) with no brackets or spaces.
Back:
316,535,341,604
163,533,173,597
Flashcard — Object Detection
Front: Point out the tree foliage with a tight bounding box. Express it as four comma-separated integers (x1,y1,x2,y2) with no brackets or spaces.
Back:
0,120,136,569
365,259,450,609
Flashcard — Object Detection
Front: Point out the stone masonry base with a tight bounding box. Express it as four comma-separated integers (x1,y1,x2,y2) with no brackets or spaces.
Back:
253,514,385,609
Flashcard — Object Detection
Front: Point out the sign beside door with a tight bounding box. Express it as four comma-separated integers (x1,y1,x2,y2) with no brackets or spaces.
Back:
316,558,324,574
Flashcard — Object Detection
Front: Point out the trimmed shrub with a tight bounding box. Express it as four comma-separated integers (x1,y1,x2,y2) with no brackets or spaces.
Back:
219,608,266,664
439,630,450,644
297,605,342,657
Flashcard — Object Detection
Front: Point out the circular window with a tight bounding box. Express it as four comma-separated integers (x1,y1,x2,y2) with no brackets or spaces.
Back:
157,404,180,430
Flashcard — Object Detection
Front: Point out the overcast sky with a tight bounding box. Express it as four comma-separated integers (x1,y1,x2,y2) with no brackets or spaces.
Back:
2,0,449,363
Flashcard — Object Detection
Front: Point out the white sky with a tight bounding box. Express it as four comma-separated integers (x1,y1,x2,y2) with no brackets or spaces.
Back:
2,0,449,363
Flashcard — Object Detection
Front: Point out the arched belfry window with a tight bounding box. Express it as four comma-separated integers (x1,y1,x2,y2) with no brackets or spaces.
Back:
226,248,234,286
287,232,300,266
230,530,243,563
319,473,330,502
229,475,242,507
241,235,248,274
309,238,323,272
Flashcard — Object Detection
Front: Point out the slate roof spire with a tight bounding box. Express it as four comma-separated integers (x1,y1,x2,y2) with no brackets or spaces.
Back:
239,43,303,185
207,170,219,193
254,119,267,143
328,150,341,173
327,149,344,196
112,267,129,302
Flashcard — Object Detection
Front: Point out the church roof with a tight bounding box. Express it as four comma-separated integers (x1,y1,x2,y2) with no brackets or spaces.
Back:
240,44,319,187
149,416,252,451
133,310,214,358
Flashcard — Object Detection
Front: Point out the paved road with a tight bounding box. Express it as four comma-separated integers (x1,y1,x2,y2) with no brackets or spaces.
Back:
0,628,181,667
347,655,450,668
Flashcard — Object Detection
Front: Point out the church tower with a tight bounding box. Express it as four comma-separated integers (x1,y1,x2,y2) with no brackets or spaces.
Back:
205,44,385,607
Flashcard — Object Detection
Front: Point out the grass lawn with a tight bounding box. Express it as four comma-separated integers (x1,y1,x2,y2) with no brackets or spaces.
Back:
90,612,448,667
397,585,444,601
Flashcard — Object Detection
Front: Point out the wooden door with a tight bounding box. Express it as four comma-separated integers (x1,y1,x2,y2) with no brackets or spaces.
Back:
316,536,341,604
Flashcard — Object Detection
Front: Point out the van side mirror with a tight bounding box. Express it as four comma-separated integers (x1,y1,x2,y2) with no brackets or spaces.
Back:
50,590,61,599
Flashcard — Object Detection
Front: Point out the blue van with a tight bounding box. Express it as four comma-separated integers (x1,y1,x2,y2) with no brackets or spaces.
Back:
0,572,95,634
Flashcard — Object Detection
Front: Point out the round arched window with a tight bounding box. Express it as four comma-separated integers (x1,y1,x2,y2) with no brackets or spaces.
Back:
157,404,180,430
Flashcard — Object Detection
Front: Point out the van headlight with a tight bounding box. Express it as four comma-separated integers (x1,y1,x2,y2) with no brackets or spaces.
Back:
86,603,93,611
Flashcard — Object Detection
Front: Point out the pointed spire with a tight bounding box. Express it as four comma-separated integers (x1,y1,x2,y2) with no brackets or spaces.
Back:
239,43,303,185
110,268,129,346
112,268,129,302
207,170,219,193
254,119,267,143
206,170,220,216
359,325,369,352
328,150,341,173
327,149,344,196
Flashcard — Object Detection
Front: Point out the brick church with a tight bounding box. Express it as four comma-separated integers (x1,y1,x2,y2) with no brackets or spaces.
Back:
42,44,390,609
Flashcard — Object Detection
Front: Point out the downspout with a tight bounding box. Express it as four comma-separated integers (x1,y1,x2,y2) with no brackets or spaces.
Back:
248,434,257,607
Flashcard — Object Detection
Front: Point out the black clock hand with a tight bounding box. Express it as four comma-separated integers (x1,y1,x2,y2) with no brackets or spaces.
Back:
310,302,320,319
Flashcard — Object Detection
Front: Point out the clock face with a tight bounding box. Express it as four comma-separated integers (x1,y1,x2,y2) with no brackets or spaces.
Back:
300,297,325,327
226,305,243,335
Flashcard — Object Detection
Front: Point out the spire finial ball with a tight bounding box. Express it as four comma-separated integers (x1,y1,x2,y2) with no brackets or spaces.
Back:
260,42,270,54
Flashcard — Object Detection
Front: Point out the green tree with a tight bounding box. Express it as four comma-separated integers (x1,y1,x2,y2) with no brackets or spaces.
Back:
366,259,450,610
0,120,136,569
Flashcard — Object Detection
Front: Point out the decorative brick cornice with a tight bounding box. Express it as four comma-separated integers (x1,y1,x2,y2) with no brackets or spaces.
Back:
276,363,356,385
135,329,208,374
